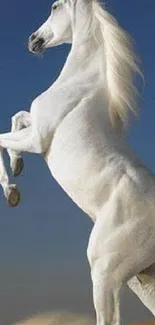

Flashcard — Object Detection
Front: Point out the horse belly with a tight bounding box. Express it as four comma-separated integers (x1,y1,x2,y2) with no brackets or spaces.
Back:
45,145,98,217
45,135,121,219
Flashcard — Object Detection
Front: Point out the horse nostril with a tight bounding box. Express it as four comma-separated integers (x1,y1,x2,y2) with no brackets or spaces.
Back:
37,38,44,46
30,33,37,42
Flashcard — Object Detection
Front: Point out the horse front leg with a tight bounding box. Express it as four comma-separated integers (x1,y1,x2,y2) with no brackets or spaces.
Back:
0,126,45,154
7,111,31,176
0,148,20,207
0,126,47,207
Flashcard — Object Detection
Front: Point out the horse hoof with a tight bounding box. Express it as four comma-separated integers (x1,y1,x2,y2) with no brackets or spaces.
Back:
6,185,20,207
12,157,24,177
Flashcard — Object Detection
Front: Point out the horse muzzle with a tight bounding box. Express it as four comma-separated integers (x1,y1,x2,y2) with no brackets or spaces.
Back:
28,33,45,54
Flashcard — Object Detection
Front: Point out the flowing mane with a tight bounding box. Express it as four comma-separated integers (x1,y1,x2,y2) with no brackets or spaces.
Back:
92,1,141,129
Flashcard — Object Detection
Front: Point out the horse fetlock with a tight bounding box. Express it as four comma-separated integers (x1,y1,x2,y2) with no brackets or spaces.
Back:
11,156,24,177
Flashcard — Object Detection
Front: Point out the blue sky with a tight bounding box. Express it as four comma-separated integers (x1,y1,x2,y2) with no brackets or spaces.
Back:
0,0,155,324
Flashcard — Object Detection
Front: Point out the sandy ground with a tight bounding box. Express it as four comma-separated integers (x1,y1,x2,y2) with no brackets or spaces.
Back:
12,312,155,325
12,311,95,325
11,311,155,325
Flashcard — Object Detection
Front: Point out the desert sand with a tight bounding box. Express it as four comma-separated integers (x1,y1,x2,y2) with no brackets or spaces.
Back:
12,311,95,325
11,311,155,325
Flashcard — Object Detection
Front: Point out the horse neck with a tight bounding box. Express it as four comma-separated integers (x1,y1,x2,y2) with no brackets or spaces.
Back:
58,2,102,81
58,36,102,82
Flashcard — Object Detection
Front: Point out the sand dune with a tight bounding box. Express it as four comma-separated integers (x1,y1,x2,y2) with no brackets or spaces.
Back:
12,311,155,325
12,311,95,325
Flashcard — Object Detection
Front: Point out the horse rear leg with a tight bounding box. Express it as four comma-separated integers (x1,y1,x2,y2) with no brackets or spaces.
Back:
87,222,130,325
128,263,155,316
7,111,30,176
89,258,121,325
87,211,155,325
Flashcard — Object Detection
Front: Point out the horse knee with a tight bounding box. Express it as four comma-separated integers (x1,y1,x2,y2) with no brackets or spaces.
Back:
11,111,30,130
11,111,24,125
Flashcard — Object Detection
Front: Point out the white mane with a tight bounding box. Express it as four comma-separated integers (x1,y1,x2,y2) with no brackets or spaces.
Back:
91,1,141,129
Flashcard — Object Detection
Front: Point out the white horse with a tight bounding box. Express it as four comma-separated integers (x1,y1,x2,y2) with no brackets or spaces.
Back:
1,0,155,324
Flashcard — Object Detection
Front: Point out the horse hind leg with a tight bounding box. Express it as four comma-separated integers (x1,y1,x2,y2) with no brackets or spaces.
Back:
7,111,30,176
89,258,121,325
88,250,155,325
87,207,155,325
128,262,155,317
87,227,132,325
0,149,20,207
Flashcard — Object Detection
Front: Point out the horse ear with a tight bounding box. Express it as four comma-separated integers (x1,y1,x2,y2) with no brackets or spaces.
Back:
68,0,77,6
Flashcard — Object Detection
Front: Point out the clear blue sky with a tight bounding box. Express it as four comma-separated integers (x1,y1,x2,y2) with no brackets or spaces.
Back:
0,0,155,324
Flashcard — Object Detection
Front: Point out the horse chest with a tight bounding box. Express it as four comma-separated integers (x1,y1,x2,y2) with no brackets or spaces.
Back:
31,77,97,137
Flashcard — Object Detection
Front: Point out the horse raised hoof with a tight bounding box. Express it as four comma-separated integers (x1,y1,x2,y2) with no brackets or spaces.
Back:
12,157,24,177
5,185,20,207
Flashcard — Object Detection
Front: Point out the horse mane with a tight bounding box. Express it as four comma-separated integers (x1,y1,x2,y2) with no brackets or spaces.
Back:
92,1,141,130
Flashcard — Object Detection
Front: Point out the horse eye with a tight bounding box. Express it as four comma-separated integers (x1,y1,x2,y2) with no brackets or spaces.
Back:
52,4,58,10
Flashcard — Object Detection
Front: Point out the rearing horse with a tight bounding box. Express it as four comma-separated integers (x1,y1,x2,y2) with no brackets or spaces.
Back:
1,0,155,324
